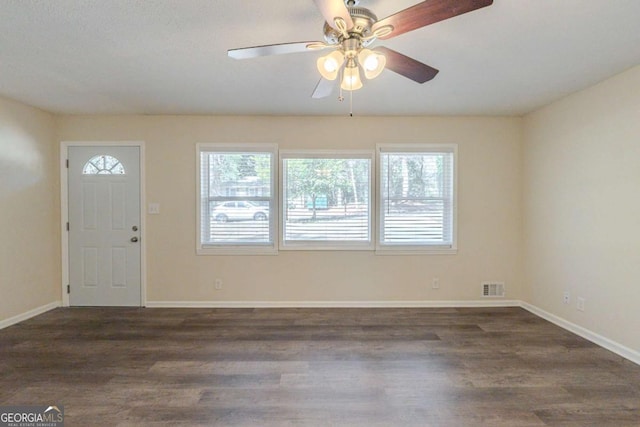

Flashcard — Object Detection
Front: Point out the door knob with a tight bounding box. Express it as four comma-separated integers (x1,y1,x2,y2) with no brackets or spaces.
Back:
132,226,138,231
130,236,139,243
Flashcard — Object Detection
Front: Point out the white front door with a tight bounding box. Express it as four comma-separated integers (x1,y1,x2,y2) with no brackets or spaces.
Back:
68,146,141,306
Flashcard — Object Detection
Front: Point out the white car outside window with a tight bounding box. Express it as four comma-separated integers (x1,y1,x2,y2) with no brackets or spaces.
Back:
211,201,269,222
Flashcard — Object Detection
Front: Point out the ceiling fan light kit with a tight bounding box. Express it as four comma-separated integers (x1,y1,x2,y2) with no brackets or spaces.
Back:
314,6,383,92
228,0,493,101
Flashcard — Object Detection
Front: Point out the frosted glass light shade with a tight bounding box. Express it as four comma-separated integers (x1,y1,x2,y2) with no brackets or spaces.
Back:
341,65,363,91
357,49,386,79
317,50,345,81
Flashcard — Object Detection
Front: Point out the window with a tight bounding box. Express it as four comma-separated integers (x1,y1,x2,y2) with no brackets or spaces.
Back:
83,155,125,175
197,144,277,254
378,144,457,253
281,151,373,250
197,144,455,254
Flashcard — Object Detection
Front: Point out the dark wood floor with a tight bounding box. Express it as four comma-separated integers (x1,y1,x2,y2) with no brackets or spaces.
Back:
1,307,639,426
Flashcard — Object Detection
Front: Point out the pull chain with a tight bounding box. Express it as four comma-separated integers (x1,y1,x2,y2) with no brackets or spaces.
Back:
338,67,345,102
349,88,353,117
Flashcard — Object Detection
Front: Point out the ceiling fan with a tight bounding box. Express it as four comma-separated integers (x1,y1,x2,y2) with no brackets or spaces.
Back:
228,0,493,99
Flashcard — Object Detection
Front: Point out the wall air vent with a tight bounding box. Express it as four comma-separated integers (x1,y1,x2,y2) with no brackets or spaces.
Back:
482,282,505,297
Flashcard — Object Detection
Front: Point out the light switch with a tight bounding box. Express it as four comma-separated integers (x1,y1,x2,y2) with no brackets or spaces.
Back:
148,203,160,215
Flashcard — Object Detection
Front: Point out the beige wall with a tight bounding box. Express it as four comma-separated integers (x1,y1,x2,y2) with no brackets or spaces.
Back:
0,96,59,322
56,115,523,303
4,64,638,356
523,65,640,352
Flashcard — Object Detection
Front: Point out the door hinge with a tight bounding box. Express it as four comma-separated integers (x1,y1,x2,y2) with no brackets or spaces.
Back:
66,222,70,231
66,159,69,168
67,285,71,294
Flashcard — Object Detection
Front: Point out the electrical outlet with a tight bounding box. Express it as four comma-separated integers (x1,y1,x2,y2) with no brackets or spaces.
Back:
214,279,223,290
577,297,585,312
563,291,570,305
432,277,440,289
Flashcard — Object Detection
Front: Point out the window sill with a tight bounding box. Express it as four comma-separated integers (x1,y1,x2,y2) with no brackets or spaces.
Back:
375,247,458,256
197,246,278,256
279,243,374,251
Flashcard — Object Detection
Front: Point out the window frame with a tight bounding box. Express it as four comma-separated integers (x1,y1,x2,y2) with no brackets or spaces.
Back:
279,149,375,251
375,143,458,255
196,143,278,255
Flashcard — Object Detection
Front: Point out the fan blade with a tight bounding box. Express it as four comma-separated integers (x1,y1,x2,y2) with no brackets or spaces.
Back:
228,41,328,60
311,78,335,99
313,0,354,31
373,0,493,40
377,47,439,83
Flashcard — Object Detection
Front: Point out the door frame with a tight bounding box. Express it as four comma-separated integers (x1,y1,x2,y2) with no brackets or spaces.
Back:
60,141,147,307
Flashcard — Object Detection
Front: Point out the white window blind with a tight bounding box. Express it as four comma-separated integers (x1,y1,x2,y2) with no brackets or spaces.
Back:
197,144,277,254
378,145,456,251
281,151,373,249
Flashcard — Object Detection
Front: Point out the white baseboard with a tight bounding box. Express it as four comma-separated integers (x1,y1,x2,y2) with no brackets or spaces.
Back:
0,301,61,330
146,299,522,308
521,302,640,366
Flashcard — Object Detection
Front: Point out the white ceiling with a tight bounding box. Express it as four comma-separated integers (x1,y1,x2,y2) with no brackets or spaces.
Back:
1,0,639,116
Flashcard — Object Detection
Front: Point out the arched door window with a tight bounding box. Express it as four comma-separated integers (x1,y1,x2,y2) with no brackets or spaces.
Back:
83,155,126,175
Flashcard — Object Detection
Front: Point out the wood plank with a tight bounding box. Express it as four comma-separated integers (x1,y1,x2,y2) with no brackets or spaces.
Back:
1,307,639,426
